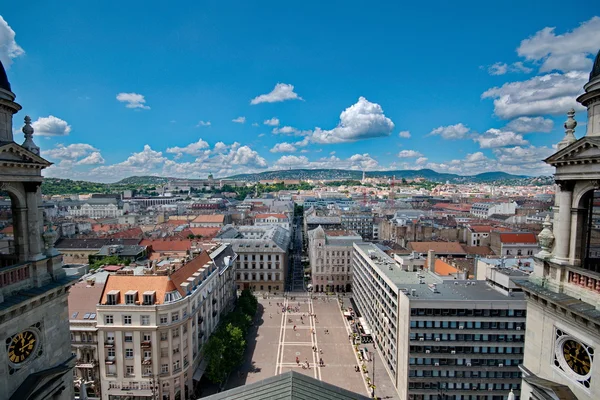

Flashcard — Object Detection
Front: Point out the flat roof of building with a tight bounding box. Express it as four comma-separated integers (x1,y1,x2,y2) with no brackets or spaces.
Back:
355,243,525,302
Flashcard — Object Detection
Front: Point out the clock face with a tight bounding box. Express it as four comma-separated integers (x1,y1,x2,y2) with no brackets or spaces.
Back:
562,339,592,377
7,330,37,365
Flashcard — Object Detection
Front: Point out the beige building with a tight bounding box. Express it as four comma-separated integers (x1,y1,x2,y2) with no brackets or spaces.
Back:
516,52,600,400
0,61,75,400
307,226,362,293
215,225,290,293
96,243,237,400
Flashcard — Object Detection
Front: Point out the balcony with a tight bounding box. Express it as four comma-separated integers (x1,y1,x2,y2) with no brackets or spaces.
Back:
104,357,116,364
104,340,115,347
76,359,97,368
141,340,152,348
142,357,152,365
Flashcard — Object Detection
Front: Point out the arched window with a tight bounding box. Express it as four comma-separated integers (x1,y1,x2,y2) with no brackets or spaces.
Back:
580,189,600,272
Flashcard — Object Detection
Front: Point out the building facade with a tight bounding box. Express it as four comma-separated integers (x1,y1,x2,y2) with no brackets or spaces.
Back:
96,244,237,400
516,51,600,400
307,226,362,293
0,60,75,400
215,225,290,293
68,199,124,219
470,201,517,219
352,242,526,400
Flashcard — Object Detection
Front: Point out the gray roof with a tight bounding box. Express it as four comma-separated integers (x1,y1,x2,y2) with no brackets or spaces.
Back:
96,244,146,257
55,238,141,250
204,370,370,400
215,225,290,253
354,243,525,302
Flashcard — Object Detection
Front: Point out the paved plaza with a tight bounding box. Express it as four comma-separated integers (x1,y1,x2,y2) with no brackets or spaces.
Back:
225,293,400,399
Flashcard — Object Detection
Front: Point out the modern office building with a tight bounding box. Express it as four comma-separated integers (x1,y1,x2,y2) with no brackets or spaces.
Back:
96,243,237,400
0,60,76,400
352,242,526,400
307,226,362,292
515,51,600,400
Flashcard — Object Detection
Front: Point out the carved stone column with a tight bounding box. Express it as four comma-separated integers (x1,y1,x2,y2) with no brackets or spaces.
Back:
24,182,44,260
553,180,575,263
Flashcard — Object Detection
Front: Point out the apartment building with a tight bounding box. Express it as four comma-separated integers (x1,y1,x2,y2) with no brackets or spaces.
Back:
352,242,526,400
254,213,290,230
490,232,538,257
215,225,290,293
69,280,105,398
96,243,237,400
307,226,362,292
341,210,374,240
470,201,517,219
68,198,125,218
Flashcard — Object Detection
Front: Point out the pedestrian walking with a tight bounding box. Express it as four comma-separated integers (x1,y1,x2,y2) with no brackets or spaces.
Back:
270,313,272,319
293,325,296,331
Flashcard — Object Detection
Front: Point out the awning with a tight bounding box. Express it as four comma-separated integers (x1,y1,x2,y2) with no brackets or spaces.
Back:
193,358,208,381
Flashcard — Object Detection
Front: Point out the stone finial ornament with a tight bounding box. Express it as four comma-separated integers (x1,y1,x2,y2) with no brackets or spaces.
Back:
536,214,555,259
42,221,59,257
557,109,577,150
22,115,40,155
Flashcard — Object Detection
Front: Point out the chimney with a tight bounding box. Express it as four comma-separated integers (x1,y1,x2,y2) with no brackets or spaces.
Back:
427,249,436,273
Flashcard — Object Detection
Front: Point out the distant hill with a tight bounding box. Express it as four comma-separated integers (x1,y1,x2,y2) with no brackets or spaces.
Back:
225,168,535,183
115,176,170,185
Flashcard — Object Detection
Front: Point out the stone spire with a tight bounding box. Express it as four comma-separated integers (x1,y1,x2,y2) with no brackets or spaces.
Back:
557,108,577,150
21,115,40,155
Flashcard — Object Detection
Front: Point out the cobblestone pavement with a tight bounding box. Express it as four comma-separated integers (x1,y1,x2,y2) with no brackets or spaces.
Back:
225,293,400,399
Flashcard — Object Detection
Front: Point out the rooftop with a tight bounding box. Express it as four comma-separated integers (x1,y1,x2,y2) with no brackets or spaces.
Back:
408,241,466,255
355,243,524,302
499,232,538,244
192,214,225,223
68,281,104,321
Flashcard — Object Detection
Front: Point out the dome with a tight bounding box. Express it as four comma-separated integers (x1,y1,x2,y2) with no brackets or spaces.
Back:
591,49,600,82
0,59,11,92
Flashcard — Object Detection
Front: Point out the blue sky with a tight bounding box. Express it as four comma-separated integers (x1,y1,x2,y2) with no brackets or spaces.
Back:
0,2,598,182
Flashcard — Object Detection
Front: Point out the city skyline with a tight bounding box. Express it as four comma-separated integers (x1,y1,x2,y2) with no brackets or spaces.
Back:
0,2,597,182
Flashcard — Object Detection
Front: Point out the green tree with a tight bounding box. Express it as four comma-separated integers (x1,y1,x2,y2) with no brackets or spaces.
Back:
238,289,258,317
204,335,227,384
222,323,246,371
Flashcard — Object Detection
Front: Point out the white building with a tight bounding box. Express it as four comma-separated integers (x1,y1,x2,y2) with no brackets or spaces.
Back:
68,199,124,219
352,242,527,400
307,226,362,293
470,201,517,219
96,244,237,400
254,213,290,230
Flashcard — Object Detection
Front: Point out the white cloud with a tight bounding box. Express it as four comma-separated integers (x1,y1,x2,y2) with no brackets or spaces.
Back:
264,118,280,126
465,152,487,163
272,126,304,135
258,133,266,137
213,142,228,153
44,143,98,161
429,123,470,140
472,128,529,148
517,17,600,73
398,150,423,158
398,130,411,138
252,122,259,127
196,120,211,127
273,153,378,171
270,142,297,153
226,145,267,167
232,116,246,124
492,145,554,166
487,62,533,75
310,97,395,144
415,157,428,165
77,152,105,165
250,83,303,105
116,92,150,110
505,116,554,133
0,16,24,69
481,71,587,119
166,139,210,157
31,115,72,136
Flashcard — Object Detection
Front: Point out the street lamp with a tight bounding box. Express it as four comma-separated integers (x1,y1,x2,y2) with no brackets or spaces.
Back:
149,375,159,400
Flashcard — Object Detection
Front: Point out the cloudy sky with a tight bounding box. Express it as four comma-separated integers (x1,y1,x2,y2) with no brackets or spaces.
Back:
0,2,598,182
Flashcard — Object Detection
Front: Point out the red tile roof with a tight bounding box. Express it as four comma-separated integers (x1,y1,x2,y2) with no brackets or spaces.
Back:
140,239,193,252
192,214,225,223
499,233,537,244
100,275,178,305
469,225,492,233
171,250,213,296
108,227,144,239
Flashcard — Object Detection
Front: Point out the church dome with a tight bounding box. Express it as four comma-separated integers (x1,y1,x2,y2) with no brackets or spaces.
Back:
0,59,11,92
591,49,600,82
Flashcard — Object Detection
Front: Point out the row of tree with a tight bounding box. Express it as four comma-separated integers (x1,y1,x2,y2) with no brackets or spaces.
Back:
204,289,258,385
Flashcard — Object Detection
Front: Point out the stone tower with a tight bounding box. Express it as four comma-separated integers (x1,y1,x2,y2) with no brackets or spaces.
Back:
0,60,75,399
516,50,600,400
